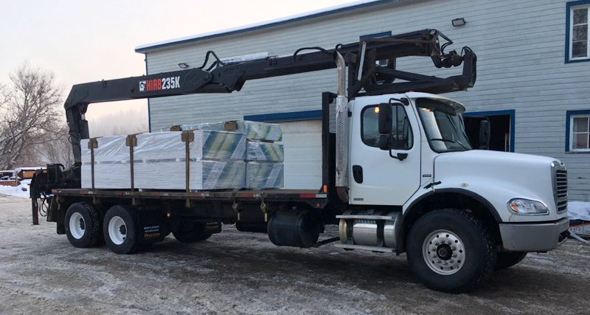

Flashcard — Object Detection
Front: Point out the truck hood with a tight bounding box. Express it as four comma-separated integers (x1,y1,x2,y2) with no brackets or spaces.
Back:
432,150,563,222
435,150,556,172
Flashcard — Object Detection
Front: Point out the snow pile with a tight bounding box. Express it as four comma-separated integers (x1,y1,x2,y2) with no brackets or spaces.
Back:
0,183,30,198
569,201,590,221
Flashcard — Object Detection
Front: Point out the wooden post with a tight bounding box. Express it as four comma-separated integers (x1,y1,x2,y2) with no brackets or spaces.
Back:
126,135,138,206
181,131,194,208
89,138,99,204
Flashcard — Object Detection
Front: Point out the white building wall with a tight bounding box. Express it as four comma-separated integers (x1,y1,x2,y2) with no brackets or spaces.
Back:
143,0,590,200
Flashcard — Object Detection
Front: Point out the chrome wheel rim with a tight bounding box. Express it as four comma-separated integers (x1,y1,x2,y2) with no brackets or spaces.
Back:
108,216,127,245
423,229,465,275
69,212,86,239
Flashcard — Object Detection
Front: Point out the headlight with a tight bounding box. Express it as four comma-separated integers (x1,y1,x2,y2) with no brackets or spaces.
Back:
507,198,549,215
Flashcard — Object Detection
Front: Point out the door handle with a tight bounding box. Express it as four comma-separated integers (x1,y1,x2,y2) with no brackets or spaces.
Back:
352,165,363,184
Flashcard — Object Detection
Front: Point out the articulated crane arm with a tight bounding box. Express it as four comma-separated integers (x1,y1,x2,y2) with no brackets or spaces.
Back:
63,29,476,174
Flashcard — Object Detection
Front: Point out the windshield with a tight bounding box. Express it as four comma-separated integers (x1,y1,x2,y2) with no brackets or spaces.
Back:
416,98,472,153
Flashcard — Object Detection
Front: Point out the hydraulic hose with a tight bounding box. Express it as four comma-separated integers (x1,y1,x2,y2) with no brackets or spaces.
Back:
569,230,590,245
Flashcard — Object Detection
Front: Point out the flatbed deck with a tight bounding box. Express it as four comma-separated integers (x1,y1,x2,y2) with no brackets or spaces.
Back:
52,188,328,208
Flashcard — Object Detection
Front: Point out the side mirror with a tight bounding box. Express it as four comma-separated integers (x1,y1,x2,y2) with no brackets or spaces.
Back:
377,134,390,150
479,119,490,150
378,104,392,134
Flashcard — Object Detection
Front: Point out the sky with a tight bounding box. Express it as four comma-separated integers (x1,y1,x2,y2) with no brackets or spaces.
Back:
0,0,354,133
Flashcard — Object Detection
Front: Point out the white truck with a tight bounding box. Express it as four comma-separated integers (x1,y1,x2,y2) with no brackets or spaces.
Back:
30,29,569,293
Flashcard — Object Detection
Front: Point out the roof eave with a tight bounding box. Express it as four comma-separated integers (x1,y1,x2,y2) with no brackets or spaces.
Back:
135,0,400,54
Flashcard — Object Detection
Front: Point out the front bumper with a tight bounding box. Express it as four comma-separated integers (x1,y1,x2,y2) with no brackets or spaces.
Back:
499,217,569,252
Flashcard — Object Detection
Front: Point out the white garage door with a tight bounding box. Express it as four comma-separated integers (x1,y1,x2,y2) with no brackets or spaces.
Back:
280,120,322,190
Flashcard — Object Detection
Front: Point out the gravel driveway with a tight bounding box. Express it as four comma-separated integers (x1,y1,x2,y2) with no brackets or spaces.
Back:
1,196,589,314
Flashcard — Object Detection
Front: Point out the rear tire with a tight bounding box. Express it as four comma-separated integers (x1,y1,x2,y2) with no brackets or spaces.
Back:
65,202,102,248
495,252,527,271
406,209,496,293
103,205,139,254
173,221,212,243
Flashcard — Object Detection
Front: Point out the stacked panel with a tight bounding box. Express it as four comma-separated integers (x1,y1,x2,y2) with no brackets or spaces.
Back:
81,130,246,190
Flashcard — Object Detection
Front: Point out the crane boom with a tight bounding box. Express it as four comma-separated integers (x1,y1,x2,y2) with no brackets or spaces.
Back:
64,29,476,167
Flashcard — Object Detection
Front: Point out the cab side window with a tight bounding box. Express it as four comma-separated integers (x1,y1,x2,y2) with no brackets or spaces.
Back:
361,105,413,149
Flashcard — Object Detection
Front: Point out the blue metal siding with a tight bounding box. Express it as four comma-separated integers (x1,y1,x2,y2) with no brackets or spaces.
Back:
245,110,322,122
135,0,399,53
360,31,392,40
144,0,590,200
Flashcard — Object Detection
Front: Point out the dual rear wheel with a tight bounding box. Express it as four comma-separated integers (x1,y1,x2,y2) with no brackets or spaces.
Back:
64,203,139,254
65,203,214,254
64,203,103,248
103,205,138,254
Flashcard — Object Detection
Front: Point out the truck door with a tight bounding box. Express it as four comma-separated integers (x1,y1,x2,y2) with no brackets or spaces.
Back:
348,98,421,206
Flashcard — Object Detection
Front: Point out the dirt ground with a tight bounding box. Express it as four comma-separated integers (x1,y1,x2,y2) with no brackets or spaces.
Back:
1,195,590,315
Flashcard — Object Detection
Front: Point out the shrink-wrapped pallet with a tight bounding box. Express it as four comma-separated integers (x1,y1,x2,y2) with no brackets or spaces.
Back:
81,136,131,189
81,131,246,190
181,120,283,141
134,131,245,161
246,141,284,162
135,160,246,190
246,162,284,189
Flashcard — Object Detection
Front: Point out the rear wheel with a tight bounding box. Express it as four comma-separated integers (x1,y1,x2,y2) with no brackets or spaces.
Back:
103,205,139,254
406,209,496,293
495,252,527,271
173,221,213,243
65,202,102,248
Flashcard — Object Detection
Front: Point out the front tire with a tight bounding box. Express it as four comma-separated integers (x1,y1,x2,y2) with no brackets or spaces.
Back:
495,252,527,271
406,209,496,293
65,202,102,248
103,205,139,254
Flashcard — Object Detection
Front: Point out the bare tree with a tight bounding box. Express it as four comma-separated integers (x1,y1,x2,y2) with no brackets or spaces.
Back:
42,125,75,169
0,64,64,169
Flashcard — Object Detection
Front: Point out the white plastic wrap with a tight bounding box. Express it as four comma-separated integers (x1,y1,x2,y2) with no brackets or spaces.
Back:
246,141,284,162
181,121,226,132
135,160,245,190
181,120,283,141
81,131,246,190
246,162,284,189
81,136,131,189
239,121,282,141
568,201,590,221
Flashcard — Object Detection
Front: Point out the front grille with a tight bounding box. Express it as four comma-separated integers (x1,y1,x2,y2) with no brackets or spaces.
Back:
553,163,568,213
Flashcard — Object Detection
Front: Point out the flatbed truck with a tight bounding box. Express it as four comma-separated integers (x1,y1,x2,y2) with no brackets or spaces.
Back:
30,29,569,293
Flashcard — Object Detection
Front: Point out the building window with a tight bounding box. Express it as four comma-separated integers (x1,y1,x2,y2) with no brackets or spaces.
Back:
567,1,590,62
572,7,588,58
566,110,590,152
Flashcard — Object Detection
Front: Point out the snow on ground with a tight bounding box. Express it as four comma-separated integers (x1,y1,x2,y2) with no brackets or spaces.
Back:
1,196,590,314
0,183,29,198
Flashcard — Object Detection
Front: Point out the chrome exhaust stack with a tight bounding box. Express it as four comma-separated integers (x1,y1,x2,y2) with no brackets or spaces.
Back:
334,51,349,190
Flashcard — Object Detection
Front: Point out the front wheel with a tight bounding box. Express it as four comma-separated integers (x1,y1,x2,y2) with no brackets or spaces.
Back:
406,209,496,293
495,252,527,271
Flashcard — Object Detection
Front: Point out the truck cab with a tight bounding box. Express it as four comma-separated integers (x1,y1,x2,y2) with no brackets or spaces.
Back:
338,92,569,291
